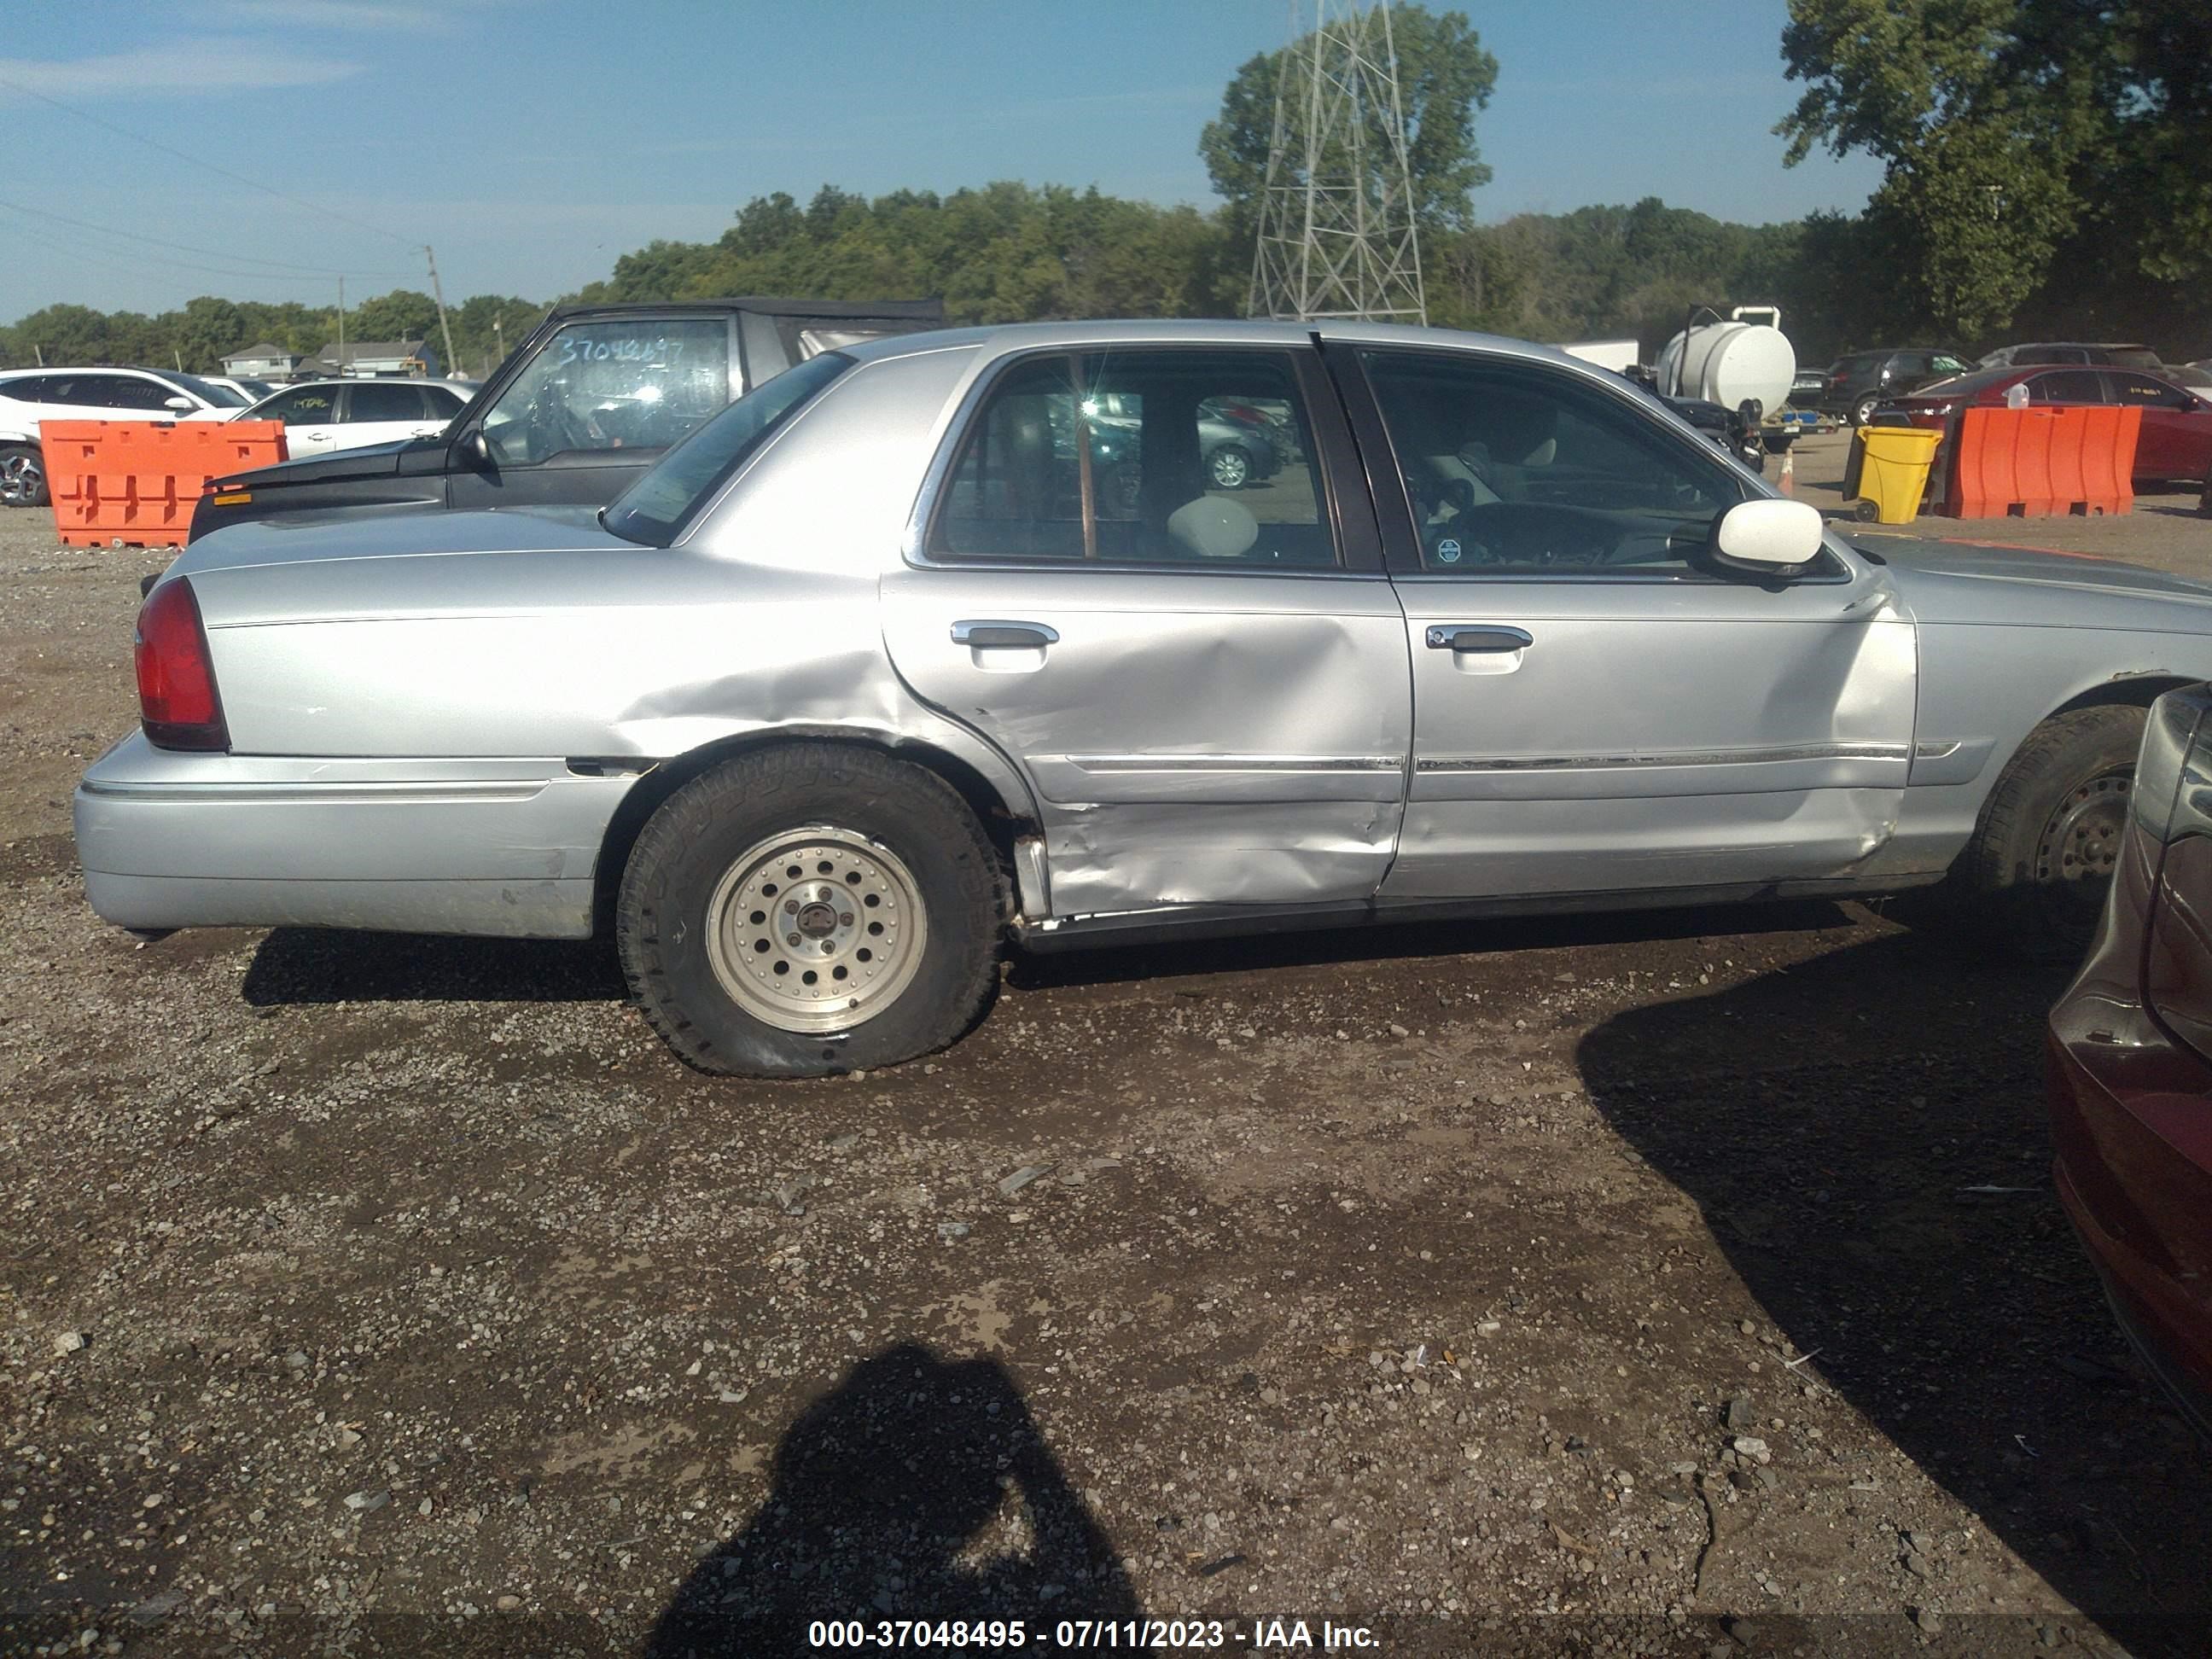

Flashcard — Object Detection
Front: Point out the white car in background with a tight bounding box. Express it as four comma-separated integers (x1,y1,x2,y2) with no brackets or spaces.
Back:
205,378,475,457
203,375,278,404
0,367,248,506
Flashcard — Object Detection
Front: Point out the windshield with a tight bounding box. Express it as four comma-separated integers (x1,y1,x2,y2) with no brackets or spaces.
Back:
602,352,853,546
154,370,246,407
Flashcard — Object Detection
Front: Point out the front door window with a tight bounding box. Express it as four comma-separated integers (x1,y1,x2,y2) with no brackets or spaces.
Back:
1359,351,1749,575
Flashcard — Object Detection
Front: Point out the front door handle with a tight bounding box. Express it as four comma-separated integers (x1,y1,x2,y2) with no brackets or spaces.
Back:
952,620,1059,649
1426,625,1532,653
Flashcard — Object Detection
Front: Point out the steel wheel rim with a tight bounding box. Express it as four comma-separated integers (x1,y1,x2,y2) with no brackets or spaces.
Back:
0,452,38,505
1210,448,1249,488
2034,766,2131,908
704,826,927,1034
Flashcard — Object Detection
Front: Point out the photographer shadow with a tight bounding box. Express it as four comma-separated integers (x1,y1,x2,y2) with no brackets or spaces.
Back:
647,1344,1140,1657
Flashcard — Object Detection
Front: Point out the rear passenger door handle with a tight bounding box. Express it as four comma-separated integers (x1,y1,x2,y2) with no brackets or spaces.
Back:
1426,626,1533,653
952,620,1059,649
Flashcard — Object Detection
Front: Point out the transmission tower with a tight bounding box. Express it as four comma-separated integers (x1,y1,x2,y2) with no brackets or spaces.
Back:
1248,0,1427,324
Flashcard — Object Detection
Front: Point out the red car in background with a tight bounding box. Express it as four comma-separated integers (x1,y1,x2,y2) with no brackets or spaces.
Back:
2050,684,2212,1442
1889,364,2212,486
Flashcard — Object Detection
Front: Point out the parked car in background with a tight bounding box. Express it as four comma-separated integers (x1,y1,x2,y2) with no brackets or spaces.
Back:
204,375,278,404
1078,390,1282,493
2050,683,2212,1442
190,378,474,457
1979,342,2163,370
0,367,245,507
187,297,946,540
1820,347,1975,426
1889,364,2212,486
77,321,2212,1077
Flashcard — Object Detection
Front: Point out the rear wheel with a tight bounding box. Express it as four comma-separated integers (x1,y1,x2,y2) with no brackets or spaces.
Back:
616,745,1006,1076
0,445,44,509
1959,705,2144,953
1207,444,1251,490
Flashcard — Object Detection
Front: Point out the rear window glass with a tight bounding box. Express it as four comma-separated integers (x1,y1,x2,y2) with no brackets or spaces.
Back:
602,352,852,546
2107,347,2163,368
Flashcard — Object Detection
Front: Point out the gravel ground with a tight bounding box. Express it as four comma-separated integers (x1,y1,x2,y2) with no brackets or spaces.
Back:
3,510,2211,1658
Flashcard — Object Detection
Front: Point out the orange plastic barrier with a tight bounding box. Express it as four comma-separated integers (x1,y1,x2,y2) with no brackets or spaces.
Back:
43,420,287,548
1942,405,2140,520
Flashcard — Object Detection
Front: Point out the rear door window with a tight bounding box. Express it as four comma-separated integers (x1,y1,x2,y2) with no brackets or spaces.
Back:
345,381,428,423
930,349,1334,568
480,317,734,466
2030,370,2105,405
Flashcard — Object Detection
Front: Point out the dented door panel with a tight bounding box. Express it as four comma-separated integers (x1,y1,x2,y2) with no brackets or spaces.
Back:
881,567,1412,914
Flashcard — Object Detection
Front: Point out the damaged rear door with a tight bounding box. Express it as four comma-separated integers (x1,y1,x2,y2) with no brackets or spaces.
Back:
1336,341,1916,899
881,343,1411,917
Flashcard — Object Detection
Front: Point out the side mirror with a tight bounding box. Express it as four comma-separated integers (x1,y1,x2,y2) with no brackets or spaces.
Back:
458,429,492,468
1708,498,1826,578
164,395,195,412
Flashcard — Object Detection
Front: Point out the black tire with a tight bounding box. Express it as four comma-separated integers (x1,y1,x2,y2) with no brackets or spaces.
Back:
1959,705,2144,952
1761,432,1794,455
1207,444,1252,490
1854,499,1881,522
0,443,45,509
1852,395,1881,428
616,744,1007,1077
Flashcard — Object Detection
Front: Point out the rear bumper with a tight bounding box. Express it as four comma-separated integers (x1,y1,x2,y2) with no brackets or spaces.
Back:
73,731,637,940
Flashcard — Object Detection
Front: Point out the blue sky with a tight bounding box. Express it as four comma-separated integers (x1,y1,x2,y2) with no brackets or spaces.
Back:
1,0,1884,321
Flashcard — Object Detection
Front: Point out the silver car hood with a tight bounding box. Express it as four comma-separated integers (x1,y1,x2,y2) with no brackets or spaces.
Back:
168,505,622,578
1870,538,2212,626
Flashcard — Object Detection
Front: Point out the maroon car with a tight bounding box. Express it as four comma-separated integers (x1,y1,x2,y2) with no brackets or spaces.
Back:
1890,364,2212,486
2049,683,2212,1441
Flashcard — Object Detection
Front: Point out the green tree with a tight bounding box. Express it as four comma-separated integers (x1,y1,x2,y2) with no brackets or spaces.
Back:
1778,0,2212,335
1200,3,1499,236
346,289,441,349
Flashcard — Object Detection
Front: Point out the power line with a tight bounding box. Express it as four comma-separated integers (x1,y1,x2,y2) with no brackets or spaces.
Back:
0,195,418,278
0,74,419,249
5,218,346,288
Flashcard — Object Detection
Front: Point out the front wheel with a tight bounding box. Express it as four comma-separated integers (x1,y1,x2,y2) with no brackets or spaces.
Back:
1852,395,1881,428
616,745,1007,1076
1959,705,2144,953
0,444,45,509
1207,445,1252,490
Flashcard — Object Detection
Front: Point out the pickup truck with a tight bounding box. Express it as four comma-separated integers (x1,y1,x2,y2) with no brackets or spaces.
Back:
188,296,944,541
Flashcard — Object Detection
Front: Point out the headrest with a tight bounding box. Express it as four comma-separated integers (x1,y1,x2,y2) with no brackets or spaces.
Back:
1167,495,1260,560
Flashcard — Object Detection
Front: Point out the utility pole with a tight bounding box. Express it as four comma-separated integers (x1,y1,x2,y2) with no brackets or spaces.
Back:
423,245,458,381
1249,0,1427,324
336,276,346,377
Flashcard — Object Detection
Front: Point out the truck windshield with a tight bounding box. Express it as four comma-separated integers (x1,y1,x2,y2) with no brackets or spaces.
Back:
602,352,853,547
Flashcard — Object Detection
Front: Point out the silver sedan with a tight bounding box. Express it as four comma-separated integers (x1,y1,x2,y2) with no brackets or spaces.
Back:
76,320,2212,1075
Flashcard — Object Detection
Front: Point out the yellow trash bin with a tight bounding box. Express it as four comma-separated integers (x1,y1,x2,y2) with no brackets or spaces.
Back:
1850,425,1942,524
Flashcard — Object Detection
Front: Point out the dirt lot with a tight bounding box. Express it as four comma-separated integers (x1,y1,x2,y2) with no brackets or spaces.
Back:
4,503,2212,1659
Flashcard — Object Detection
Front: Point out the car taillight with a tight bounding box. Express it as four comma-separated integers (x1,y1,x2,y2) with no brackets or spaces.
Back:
134,577,229,751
